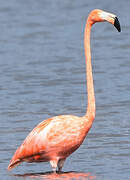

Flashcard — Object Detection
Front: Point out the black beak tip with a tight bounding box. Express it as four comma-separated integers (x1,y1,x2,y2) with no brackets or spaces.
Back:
114,17,121,32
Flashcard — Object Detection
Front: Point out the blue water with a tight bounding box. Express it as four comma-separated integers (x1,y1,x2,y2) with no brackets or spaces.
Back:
0,0,130,179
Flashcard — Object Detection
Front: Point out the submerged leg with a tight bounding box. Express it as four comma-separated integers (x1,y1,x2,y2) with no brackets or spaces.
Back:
57,159,65,172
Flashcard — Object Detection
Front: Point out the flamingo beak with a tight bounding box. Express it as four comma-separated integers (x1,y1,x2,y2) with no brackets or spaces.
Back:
114,17,121,32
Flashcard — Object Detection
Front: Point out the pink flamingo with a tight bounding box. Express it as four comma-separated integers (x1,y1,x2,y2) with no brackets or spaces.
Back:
8,9,121,172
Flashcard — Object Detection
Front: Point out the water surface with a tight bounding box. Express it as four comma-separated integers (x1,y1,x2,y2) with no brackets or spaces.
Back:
0,0,130,180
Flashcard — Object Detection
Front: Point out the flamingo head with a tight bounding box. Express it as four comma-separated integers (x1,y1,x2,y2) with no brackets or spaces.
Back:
88,9,121,32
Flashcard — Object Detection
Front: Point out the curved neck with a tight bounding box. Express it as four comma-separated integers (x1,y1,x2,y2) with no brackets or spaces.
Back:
84,20,96,120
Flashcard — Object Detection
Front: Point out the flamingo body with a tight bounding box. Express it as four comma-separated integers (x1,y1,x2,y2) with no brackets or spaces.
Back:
8,9,121,172
8,115,92,170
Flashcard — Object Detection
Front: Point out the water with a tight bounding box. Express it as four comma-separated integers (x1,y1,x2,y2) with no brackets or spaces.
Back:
0,0,130,179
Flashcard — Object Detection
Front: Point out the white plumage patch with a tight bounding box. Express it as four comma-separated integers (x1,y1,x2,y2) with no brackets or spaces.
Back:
99,11,116,20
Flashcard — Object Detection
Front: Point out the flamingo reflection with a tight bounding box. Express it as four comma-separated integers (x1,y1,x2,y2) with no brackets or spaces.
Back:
12,171,96,180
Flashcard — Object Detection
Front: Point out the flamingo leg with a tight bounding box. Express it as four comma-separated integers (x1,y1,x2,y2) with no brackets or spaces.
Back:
50,158,65,173
50,160,58,173
57,159,65,172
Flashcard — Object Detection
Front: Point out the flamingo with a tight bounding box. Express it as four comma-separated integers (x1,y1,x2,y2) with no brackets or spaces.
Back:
8,9,121,173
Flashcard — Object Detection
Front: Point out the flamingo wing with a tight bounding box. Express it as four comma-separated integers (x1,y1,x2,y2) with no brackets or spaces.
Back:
8,117,53,169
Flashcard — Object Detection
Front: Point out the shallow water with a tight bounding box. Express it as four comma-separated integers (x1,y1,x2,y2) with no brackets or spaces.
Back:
0,0,130,180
